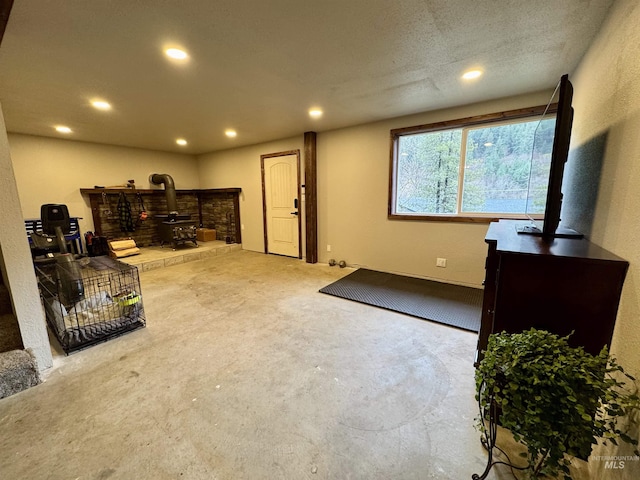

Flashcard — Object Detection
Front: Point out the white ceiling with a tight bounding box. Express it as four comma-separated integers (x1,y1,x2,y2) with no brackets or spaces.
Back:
0,0,614,155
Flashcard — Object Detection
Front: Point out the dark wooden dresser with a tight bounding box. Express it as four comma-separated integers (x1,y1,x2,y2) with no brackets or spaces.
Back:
475,220,628,365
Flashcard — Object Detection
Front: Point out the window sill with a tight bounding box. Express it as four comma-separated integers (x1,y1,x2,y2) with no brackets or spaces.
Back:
388,214,529,224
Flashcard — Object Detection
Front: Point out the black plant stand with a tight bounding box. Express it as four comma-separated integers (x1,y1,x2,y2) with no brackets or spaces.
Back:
472,381,528,479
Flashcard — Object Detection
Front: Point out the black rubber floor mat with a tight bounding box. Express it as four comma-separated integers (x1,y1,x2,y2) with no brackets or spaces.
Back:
319,268,482,332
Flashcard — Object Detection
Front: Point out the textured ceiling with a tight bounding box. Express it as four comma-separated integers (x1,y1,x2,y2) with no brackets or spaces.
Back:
0,1,614,154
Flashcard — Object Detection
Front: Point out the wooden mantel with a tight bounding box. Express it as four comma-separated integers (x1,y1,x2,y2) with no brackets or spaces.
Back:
80,187,241,195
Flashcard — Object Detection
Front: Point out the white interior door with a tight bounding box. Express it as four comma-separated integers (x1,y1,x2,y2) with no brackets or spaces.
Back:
263,154,299,257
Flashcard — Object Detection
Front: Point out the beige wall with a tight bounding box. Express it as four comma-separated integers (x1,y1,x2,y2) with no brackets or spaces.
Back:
568,0,640,474
197,136,304,254
0,108,52,371
8,134,199,236
574,3,640,383
317,92,555,287
572,0,640,374
8,97,556,289
197,91,553,287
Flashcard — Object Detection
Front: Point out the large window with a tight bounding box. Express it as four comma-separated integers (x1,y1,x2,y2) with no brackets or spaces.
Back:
389,105,557,221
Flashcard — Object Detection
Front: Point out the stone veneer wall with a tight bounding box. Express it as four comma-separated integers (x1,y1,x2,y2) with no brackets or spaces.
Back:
87,190,239,246
199,191,237,243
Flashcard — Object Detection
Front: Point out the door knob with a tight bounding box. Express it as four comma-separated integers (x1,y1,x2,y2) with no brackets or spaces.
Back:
290,211,299,215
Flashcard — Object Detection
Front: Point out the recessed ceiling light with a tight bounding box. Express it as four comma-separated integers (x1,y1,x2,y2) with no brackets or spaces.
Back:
91,100,112,111
462,69,483,80
55,126,72,134
176,138,188,146
309,108,323,119
165,48,188,60
225,129,237,138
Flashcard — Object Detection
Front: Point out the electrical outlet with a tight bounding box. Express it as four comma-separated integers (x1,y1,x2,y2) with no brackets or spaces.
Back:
241,224,245,230
436,257,447,268
327,244,331,252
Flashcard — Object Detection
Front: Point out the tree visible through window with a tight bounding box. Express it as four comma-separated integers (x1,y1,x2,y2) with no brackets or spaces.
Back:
391,108,556,219
396,129,461,214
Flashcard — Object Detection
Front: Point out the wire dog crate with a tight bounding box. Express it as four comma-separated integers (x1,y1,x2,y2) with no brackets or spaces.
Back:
36,256,145,354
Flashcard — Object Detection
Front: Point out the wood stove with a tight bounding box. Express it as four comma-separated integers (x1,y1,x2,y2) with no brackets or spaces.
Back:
155,214,198,249
150,174,198,250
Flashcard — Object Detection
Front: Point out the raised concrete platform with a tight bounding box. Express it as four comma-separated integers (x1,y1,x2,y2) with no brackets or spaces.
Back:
118,241,242,271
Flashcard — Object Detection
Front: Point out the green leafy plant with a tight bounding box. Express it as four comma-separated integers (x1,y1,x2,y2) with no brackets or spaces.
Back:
475,328,640,479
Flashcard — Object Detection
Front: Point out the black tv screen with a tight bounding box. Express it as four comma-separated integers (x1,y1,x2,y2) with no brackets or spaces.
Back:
519,74,582,240
543,74,575,238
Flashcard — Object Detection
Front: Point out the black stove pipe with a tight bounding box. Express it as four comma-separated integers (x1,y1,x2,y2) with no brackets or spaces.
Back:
150,173,178,214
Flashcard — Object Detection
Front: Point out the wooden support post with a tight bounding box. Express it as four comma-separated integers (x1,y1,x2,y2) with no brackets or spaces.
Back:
304,131,318,263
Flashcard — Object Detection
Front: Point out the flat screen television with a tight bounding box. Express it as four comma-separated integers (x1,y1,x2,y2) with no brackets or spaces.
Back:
517,74,583,240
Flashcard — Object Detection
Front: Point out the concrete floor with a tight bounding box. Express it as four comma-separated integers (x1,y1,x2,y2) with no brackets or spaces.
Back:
0,250,540,479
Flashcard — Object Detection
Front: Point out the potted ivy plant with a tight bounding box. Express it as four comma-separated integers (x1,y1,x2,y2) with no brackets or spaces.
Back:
475,328,640,480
